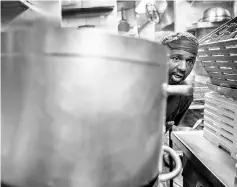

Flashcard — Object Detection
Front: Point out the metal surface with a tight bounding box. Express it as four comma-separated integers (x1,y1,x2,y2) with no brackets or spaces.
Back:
199,7,232,23
1,22,168,187
172,131,237,187
159,146,182,182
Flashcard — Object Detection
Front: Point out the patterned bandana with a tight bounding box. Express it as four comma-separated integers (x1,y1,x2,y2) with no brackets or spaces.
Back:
161,32,199,56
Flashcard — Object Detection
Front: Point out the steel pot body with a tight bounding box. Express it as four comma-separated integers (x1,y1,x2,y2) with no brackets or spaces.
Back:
1,22,167,187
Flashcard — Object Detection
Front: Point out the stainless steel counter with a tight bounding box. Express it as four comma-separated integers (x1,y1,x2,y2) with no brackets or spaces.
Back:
172,131,237,187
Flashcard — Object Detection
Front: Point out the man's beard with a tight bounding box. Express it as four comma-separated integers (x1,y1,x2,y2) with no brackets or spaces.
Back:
169,76,179,85
169,77,176,85
168,73,185,85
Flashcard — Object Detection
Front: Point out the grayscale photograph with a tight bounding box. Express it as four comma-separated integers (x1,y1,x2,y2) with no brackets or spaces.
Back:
1,1,237,187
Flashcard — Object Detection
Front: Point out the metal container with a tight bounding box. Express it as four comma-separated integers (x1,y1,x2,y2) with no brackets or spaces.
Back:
1,21,181,187
199,7,232,23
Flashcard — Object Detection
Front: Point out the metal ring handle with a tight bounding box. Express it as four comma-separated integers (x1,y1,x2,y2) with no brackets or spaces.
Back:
159,145,182,182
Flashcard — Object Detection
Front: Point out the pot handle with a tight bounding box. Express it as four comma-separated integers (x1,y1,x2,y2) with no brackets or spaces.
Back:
159,145,182,182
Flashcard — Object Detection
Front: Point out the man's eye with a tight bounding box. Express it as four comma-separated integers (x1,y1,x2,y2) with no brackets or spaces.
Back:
187,59,194,64
171,57,180,61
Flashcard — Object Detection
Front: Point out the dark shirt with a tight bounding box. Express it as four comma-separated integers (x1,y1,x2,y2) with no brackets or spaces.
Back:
165,81,193,132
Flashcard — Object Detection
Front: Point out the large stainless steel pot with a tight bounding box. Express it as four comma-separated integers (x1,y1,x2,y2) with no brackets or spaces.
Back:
1,22,181,187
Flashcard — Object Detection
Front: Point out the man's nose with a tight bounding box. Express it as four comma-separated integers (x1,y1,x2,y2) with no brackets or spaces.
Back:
178,60,187,71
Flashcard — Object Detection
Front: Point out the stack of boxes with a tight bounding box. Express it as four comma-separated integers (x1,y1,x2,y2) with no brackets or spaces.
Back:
196,17,237,179
203,92,237,159
193,86,210,101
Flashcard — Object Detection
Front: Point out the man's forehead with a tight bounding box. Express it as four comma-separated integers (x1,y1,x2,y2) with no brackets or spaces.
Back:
169,49,196,58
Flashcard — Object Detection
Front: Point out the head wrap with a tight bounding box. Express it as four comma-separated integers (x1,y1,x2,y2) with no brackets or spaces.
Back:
161,32,199,56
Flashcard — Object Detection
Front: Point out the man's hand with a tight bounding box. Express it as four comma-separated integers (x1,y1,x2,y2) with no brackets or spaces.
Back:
162,75,195,97
162,84,193,96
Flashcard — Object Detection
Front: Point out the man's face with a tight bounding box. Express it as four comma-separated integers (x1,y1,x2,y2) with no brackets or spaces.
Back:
167,49,196,85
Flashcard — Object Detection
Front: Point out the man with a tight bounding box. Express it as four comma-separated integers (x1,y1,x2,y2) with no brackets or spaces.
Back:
160,32,199,187
161,32,199,132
